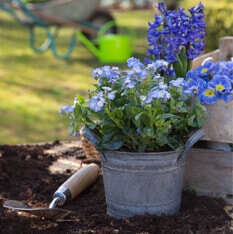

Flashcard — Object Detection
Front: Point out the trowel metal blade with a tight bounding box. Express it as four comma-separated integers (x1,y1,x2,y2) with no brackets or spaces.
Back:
3,200,75,220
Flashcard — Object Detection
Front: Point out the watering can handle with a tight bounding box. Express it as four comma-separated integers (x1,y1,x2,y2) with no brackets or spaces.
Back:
177,129,205,163
97,21,117,39
97,21,136,50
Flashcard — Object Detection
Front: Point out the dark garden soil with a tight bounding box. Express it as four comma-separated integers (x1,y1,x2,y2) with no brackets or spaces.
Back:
0,141,232,234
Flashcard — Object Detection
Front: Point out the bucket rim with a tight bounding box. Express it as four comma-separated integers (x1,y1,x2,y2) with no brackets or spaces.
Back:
100,149,183,156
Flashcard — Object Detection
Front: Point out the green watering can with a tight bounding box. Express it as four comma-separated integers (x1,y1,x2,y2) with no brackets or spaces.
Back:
77,21,133,63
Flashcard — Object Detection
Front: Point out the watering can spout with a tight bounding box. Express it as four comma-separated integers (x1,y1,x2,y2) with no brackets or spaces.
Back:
77,31,101,58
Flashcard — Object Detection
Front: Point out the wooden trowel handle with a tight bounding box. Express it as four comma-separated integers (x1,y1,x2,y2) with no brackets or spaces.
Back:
53,163,99,206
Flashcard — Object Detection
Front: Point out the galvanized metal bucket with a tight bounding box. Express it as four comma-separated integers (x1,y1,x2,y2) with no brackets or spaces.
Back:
100,150,184,218
99,130,204,218
82,127,204,218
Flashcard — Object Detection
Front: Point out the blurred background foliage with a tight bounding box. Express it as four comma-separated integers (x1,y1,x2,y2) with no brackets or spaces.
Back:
0,0,232,144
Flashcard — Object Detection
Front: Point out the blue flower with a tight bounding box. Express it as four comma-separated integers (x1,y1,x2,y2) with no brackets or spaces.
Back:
209,75,232,93
184,79,199,96
213,61,233,80
170,78,185,87
136,128,141,135
146,88,171,103
158,82,168,90
147,2,206,62
59,105,74,114
127,57,144,70
222,91,233,102
92,66,120,86
102,87,116,100
195,59,213,79
186,2,206,59
127,57,147,79
124,76,136,88
73,132,81,137
186,59,233,103
89,91,105,112
146,60,168,73
107,91,115,100
157,1,166,14
199,86,218,104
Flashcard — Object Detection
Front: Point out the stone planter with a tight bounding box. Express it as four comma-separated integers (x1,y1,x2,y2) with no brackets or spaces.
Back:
201,100,233,144
184,148,233,205
184,37,233,206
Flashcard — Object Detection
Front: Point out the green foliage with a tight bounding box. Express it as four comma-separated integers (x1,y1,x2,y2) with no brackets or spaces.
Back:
204,2,233,52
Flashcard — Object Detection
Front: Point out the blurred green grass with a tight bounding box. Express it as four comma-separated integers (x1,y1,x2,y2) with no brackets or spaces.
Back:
0,9,154,144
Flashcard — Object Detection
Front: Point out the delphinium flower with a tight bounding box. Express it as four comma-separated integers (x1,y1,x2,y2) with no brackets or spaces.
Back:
147,1,206,78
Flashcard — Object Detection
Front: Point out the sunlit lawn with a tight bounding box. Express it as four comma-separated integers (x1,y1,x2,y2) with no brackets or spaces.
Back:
0,9,154,144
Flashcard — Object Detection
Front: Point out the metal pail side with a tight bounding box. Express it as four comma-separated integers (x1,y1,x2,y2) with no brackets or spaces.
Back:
100,150,185,218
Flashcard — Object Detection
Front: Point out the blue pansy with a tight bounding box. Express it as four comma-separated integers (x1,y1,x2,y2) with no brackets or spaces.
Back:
222,91,233,102
194,59,213,79
186,60,233,104
199,86,218,104
209,75,232,93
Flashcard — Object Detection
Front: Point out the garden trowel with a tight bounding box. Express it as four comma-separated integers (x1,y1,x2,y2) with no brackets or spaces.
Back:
3,163,99,220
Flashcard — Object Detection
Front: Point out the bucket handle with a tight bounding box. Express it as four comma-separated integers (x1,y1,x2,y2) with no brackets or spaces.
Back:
81,126,100,149
81,125,109,161
176,129,205,164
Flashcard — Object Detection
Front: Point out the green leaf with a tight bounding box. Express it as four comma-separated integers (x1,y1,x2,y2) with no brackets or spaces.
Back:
156,135,168,146
134,111,146,122
142,127,154,137
160,113,175,119
174,47,188,78
76,94,85,105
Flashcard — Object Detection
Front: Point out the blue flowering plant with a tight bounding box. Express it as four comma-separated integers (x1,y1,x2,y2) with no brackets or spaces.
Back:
60,58,207,152
147,1,206,78
60,1,208,152
185,59,233,104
